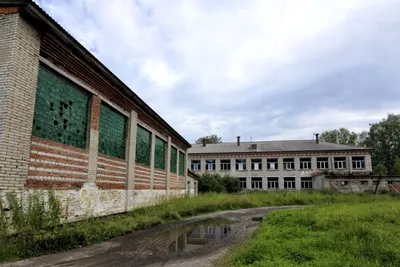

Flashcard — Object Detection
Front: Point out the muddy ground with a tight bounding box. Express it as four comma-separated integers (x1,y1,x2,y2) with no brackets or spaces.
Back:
2,206,301,267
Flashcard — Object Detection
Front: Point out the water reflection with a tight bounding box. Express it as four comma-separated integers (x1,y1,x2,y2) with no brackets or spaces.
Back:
166,218,232,254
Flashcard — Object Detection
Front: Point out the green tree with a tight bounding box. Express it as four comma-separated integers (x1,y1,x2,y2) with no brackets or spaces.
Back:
197,173,240,193
195,134,222,144
364,114,400,174
394,157,400,175
319,128,361,145
373,163,388,175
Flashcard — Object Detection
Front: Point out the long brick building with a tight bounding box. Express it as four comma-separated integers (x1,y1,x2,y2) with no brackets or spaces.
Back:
0,0,196,219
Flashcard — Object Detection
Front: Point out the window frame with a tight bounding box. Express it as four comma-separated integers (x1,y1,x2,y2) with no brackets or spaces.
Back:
334,157,347,169
284,177,296,189
299,158,312,170
283,158,295,170
251,177,263,189
267,177,279,189
191,160,201,171
267,158,278,170
251,159,262,171
205,159,216,171
300,177,313,189
220,159,231,171
317,157,329,169
236,159,246,171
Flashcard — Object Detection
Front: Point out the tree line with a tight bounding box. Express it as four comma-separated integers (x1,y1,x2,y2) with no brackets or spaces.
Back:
320,113,400,175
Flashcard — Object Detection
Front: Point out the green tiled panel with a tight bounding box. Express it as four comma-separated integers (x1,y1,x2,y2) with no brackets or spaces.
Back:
136,125,151,166
98,104,127,159
179,151,185,176
155,137,166,170
170,147,177,173
32,65,90,149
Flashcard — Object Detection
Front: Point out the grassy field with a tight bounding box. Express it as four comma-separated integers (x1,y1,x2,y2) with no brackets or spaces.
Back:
219,198,400,267
0,190,397,263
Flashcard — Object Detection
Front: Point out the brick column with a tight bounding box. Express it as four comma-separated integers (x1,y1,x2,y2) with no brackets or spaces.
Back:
87,96,101,183
126,111,138,191
150,132,156,189
166,136,172,197
0,12,41,189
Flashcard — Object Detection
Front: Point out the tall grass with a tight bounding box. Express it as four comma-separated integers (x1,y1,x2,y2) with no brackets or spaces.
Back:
0,190,397,263
220,199,400,267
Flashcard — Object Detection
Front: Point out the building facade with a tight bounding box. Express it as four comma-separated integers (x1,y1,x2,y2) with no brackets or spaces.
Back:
0,1,193,220
188,137,374,191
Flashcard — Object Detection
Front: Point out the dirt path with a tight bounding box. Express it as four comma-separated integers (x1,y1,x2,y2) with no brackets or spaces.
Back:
1,206,302,267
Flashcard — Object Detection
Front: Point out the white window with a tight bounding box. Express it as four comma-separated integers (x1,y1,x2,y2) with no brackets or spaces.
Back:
236,159,246,171
361,180,368,185
300,158,311,170
206,159,216,171
334,157,347,169
284,177,295,189
301,177,312,189
251,177,262,189
220,159,231,171
267,158,278,170
251,159,262,171
267,177,279,189
317,157,329,169
239,178,247,188
283,158,295,170
352,157,365,169
191,160,201,171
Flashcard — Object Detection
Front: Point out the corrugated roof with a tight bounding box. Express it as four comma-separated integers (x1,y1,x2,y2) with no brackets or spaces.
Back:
188,140,370,154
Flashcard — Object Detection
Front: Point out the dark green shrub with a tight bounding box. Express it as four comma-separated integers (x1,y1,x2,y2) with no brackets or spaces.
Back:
198,173,226,193
222,175,241,193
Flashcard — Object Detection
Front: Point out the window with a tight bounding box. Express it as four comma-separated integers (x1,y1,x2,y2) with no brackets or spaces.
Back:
191,160,201,171
267,177,279,189
179,152,185,176
136,125,151,166
221,226,231,236
251,159,262,170
387,180,394,185
220,159,231,171
267,158,278,170
239,178,247,189
251,177,263,189
317,157,329,169
154,137,167,170
341,181,349,186
299,158,311,170
352,156,365,169
205,227,216,238
283,158,295,170
206,159,216,171
98,104,127,159
32,65,90,149
361,180,368,185
236,159,246,171
334,157,347,169
301,177,312,189
284,177,295,189
170,147,177,173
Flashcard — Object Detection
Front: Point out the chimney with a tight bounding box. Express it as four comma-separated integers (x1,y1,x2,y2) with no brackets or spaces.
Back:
237,136,241,146
315,133,319,144
202,139,206,147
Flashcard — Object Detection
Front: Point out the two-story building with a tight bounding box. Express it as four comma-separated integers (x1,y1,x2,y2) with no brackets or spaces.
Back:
188,136,373,191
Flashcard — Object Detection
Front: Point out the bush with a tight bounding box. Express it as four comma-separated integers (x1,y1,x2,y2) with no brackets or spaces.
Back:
198,173,240,193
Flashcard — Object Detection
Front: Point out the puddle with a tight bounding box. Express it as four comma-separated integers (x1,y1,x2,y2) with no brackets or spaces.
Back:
140,217,235,257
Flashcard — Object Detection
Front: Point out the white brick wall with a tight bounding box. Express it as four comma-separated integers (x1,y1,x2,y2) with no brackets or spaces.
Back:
0,13,41,189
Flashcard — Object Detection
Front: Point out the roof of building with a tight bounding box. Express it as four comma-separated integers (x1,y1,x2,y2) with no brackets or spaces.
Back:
188,140,371,154
1,0,191,148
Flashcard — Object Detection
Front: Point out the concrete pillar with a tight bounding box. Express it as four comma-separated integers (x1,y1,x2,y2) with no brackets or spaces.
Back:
230,158,235,173
215,158,221,172
200,226,205,239
262,157,267,171
87,96,101,183
246,158,251,172
0,12,41,190
166,136,172,197
262,177,268,190
295,176,301,190
246,177,252,189
294,157,300,170
201,158,206,173
311,156,317,170
278,176,284,189
329,156,334,171
184,149,189,182
348,156,353,173
125,111,137,210
150,132,156,189
215,226,221,240
278,158,283,171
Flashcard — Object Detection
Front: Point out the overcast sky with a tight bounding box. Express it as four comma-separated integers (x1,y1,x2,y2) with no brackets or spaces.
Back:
34,0,400,143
